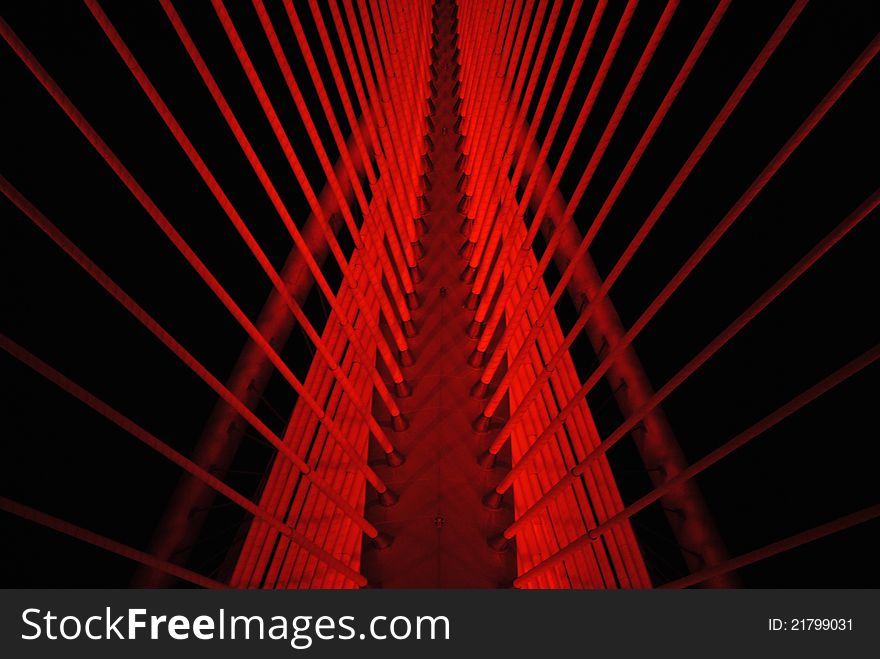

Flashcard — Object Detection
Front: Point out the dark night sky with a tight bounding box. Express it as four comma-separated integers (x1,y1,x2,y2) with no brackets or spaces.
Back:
2,0,878,587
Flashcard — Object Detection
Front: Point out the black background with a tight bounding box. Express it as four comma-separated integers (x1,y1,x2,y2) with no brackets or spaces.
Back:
2,0,878,587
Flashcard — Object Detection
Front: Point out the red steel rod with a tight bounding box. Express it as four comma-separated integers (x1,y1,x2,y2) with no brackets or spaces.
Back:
210,0,413,361
248,0,415,328
474,0,672,392
458,0,519,220
299,0,419,303
461,0,535,270
375,0,425,170
264,0,414,322
0,496,228,589
497,187,879,499
474,3,739,586
480,0,730,326
158,0,413,394
330,0,424,274
84,0,408,447
0,20,409,472
355,0,425,235
488,20,876,581
466,0,563,302
0,335,370,587
477,0,807,432
506,198,878,583
661,504,880,589
253,0,420,369
466,0,616,264
133,135,348,587
0,176,389,539
467,0,594,328
500,27,878,522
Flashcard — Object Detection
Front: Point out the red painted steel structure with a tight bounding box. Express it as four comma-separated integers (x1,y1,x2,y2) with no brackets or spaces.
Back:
2,0,877,588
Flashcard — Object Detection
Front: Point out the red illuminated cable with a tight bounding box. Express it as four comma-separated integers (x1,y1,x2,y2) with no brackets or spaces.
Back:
84,0,408,445
272,0,416,313
475,0,807,431
457,1,475,105
464,0,544,248
347,0,422,262
501,93,880,527
459,0,518,213
384,0,431,160
0,334,371,586
475,0,533,179
465,0,550,180
210,0,412,360
473,0,640,363
251,0,416,341
157,0,412,391
376,0,422,161
491,0,779,348
510,23,878,457
1,19,411,470
460,2,645,586
2,174,395,514
467,0,643,299
496,67,868,580
336,0,421,267
392,0,430,121
456,0,485,139
469,0,591,324
497,185,878,492
359,0,424,227
0,496,228,589
464,0,648,592
505,300,647,586
474,0,671,387
358,0,425,204
269,372,373,588
332,0,423,272
460,0,508,149
233,286,375,587
249,0,413,328
467,0,563,300
465,0,539,214
0,177,390,542
661,504,880,589
396,0,431,160
462,0,534,268
301,0,418,300
475,0,676,314
492,35,876,494
505,241,651,586
501,191,878,567
316,0,423,296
